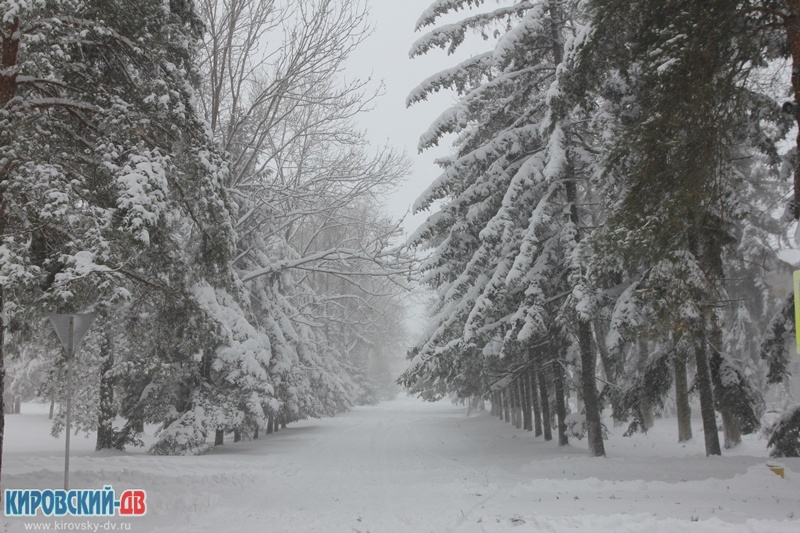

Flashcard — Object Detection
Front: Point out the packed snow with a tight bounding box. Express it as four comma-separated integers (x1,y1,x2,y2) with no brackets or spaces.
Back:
2,395,799,532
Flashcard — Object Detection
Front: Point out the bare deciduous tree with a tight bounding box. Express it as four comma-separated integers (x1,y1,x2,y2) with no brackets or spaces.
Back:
197,0,413,406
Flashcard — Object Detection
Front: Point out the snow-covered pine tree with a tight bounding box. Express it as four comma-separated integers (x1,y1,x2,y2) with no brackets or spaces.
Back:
572,0,789,454
401,0,607,454
400,0,561,400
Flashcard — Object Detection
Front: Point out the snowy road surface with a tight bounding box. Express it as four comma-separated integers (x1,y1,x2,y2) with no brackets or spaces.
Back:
3,395,800,532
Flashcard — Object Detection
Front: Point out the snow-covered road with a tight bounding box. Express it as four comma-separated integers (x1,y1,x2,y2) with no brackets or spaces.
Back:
3,395,800,532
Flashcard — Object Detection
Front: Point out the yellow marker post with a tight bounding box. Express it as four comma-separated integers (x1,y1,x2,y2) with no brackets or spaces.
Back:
795,270,800,354
767,463,785,479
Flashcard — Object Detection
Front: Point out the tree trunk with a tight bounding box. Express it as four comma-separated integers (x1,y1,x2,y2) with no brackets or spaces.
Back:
637,339,654,432
674,351,692,442
564,167,604,455
280,418,286,430
721,408,741,449
512,380,522,429
509,386,517,427
538,370,553,442
509,393,514,425
214,429,224,446
593,320,617,387
253,427,259,440
13,396,20,414
96,328,115,451
499,391,505,421
234,429,241,443
579,320,605,456
531,370,543,437
552,362,569,446
712,332,742,450
707,324,742,450
695,340,721,456
503,390,511,423
522,372,533,432
267,417,274,434
49,397,55,420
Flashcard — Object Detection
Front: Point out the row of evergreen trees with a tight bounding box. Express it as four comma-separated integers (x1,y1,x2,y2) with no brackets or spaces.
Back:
0,0,408,480
400,0,799,457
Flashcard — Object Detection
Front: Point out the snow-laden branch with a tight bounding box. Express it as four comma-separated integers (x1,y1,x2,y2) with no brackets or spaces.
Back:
410,2,533,57
414,0,487,31
407,52,494,106
240,243,412,282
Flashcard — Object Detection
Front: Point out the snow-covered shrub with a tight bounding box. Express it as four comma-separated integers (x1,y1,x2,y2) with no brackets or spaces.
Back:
759,409,783,440
766,405,800,458
565,413,586,440
565,413,610,440
150,411,212,456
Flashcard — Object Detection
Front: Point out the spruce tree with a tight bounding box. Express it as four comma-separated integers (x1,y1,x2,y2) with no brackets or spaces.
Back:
401,0,607,455
573,0,788,454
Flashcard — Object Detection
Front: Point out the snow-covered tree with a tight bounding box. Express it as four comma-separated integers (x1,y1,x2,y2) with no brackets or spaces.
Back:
573,0,791,454
400,0,607,455
0,0,266,467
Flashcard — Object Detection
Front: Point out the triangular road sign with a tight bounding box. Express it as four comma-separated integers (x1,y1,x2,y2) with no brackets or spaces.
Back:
49,313,97,355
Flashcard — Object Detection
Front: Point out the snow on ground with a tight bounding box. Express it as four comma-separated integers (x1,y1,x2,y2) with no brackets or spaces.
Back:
2,396,799,533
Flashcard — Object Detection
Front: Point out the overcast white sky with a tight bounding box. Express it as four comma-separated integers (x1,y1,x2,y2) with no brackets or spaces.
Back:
346,0,483,236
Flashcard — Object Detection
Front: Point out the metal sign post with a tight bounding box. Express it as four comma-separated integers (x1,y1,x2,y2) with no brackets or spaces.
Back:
65,316,74,492
48,313,96,491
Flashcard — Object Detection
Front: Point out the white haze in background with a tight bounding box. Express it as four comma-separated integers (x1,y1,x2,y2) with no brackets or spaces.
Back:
346,0,495,339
